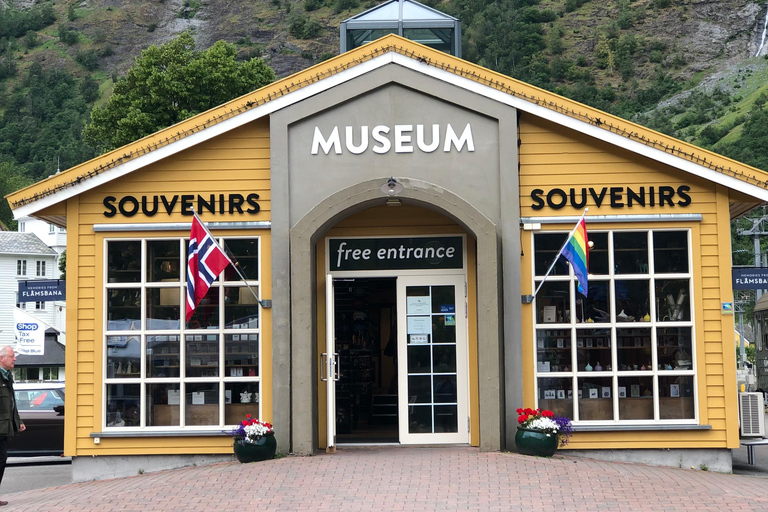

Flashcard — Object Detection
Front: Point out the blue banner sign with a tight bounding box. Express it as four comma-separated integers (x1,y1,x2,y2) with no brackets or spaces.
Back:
18,280,66,302
732,268,768,290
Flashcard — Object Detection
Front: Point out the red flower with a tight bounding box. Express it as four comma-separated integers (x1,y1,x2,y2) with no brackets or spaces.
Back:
517,414,529,424
516,408,523,414
542,410,554,418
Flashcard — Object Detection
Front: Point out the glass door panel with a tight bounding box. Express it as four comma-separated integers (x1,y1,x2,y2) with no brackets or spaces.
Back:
397,275,468,444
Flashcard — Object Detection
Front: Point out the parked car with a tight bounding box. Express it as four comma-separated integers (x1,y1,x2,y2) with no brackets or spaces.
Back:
8,383,65,456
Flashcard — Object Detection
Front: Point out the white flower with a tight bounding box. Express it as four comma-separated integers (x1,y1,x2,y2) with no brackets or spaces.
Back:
527,417,559,432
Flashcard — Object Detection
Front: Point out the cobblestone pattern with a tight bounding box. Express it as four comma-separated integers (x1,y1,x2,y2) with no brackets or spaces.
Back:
5,447,768,511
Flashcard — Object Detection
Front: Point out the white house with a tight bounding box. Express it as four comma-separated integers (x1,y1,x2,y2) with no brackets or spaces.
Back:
0,232,64,346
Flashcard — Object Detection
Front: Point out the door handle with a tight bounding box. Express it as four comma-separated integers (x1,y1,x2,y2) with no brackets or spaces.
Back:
333,352,340,381
320,352,328,382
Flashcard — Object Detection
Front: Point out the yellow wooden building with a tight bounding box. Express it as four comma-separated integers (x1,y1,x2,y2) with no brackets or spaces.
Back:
7,35,766,478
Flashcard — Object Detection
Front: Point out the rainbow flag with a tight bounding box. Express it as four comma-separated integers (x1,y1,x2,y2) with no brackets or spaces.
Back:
561,217,589,296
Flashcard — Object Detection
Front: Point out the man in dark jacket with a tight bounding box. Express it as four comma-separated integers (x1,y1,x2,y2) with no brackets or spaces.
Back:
0,346,25,506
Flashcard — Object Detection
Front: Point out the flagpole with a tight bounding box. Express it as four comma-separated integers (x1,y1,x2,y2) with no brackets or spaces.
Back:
531,208,588,300
190,209,271,309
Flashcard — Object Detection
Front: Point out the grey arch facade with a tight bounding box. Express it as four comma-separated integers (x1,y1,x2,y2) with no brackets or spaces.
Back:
269,63,523,454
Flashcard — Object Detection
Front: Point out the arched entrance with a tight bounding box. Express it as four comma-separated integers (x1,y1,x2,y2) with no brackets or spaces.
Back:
287,177,503,454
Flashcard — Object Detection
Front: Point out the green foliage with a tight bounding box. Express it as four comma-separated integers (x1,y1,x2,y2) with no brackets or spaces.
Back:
76,49,100,71
305,0,324,11
83,32,276,152
0,4,56,39
288,12,322,39
23,31,40,50
0,63,98,185
0,162,32,231
58,24,79,45
58,251,67,281
333,0,360,14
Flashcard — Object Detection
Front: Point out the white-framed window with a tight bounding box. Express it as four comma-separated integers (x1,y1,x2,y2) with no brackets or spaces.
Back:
49,224,55,234
17,260,26,276
533,229,695,424
104,236,261,429
36,260,46,277
18,222,25,233
35,301,45,310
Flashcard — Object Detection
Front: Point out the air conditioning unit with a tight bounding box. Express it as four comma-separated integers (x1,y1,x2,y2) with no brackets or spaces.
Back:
739,392,766,437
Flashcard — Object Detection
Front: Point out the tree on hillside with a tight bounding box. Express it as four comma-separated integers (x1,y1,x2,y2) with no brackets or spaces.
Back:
0,162,33,231
83,32,276,151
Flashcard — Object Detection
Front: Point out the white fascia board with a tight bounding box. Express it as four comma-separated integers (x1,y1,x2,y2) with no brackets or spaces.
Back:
389,53,768,203
14,54,397,220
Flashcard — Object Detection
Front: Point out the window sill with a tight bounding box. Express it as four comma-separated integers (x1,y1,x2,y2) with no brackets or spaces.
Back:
91,430,230,438
572,424,710,432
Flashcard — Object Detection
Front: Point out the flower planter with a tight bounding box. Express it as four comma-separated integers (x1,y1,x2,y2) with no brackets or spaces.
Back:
233,434,277,463
514,427,558,457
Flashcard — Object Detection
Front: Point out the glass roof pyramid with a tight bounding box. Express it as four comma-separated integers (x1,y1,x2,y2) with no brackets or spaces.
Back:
340,0,461,57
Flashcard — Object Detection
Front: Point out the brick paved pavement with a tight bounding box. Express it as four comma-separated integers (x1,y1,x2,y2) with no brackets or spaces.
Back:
3,447,768,511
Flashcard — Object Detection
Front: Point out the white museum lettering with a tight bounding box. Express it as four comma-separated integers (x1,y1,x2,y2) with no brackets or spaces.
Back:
311,123,475,155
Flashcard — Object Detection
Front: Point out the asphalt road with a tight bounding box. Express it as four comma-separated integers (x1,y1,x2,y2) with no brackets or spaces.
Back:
2,457,71,494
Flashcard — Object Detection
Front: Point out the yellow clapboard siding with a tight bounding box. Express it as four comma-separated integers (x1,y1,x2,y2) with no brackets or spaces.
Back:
118,168,271,183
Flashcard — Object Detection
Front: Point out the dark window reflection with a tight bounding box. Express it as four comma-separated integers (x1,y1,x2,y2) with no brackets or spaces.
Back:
613,232,648,274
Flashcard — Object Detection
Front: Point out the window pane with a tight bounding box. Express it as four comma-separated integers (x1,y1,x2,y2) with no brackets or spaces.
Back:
147,383,180,427
225,382,260,424
107,241,141,283
577,281,610,323
187,287,220,329
576,329,610,371
659,375,694,419
589,232,609,275
434,405,458,433
107,335,141,378
653,231,689,273
614,279,649,322
186,334,219,378
617,328,651,371
537,377,573,419
223,286,259,329
657,327,693,370
147,240,180,282
107,289,141,329
656,279,690,322
578,376,613,420
408,345,431,373
537,329,571,373
222,239,259,281
224,334,259,377
147,335,180,378
433,375,457,403
106,383,140,427
535,281,570,324
146,288,181,330
408,404,432,433
618,376,654,420
613,232,648,274
185,383,219,426
534,233,569,276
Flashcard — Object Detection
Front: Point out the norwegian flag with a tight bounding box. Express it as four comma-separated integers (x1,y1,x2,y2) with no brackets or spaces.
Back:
186,215,231,322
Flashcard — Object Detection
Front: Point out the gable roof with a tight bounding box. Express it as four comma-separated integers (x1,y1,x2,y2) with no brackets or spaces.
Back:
0,232,57,256
7,34,768,221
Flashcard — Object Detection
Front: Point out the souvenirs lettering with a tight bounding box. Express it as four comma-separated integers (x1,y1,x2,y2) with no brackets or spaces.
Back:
103,193,260,218
530,185,691,210
311,123,475,155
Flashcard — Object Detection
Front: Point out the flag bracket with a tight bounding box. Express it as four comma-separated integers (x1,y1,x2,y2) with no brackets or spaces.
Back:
521,295,534,304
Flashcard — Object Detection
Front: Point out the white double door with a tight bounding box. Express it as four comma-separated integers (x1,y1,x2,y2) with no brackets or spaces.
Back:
325,273,469,449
